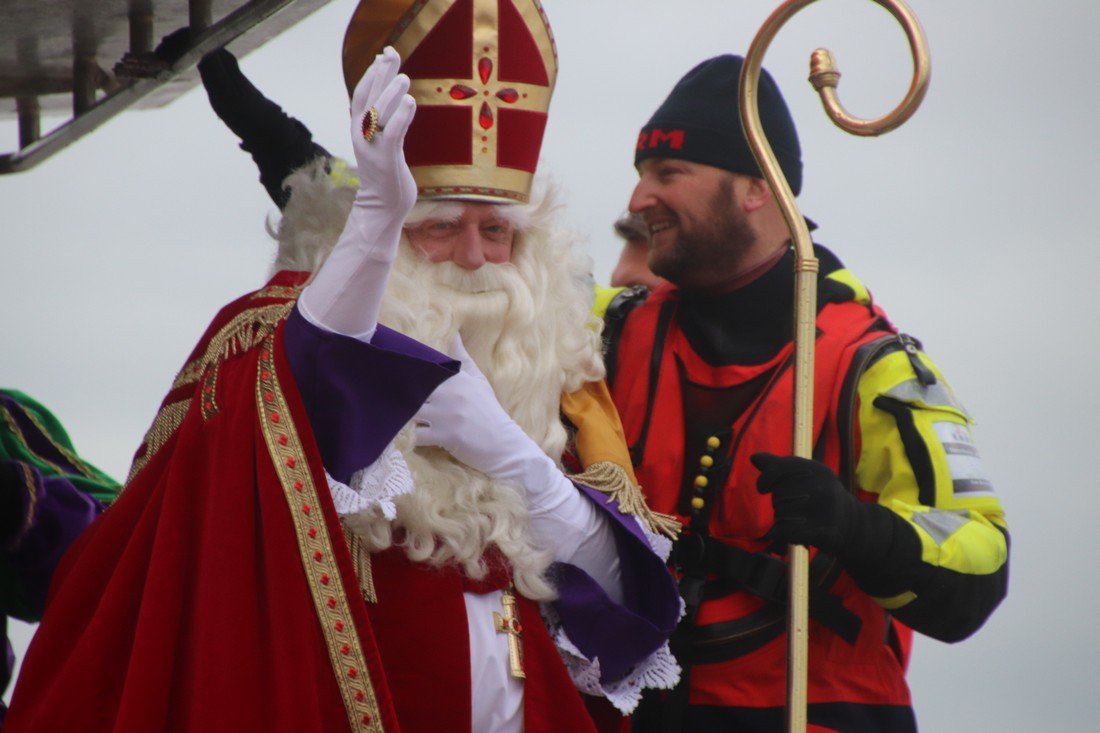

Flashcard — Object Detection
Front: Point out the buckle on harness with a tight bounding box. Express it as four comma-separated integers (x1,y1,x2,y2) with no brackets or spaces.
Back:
673,533,709,623
672,532,706,570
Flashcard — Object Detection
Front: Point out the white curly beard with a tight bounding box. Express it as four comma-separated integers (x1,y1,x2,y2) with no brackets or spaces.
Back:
274,169,605,600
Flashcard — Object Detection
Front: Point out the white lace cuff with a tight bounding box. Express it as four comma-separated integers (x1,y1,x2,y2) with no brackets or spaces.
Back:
542,606,682,714
326,441,414,520
639,523,673,563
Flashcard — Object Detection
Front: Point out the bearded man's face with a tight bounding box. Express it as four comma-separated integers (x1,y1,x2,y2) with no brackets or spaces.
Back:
629,159,758,291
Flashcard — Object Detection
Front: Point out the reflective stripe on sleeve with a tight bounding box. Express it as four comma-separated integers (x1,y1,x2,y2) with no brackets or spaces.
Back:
933,421,995,498
884,378,967,413
886,502,1008,576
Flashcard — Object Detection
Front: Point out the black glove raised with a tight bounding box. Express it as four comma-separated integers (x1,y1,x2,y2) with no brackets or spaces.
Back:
196,47,330,209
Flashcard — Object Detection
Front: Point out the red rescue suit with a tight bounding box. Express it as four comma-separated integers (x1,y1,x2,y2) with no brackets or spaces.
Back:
610,282,911,711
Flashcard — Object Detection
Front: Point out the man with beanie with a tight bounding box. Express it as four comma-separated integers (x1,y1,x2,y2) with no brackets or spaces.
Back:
601,55,1009,731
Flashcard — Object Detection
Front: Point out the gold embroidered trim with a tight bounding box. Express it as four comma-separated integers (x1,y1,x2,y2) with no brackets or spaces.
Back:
13,404,102,481
199,302,294,367
5,463,39,551
416,184,528,202
571,461,682,540
125,399,190,484
171,360,204,391
342,525,378,604
0,404,64,477
1,401,103,481
171,301,297,393
257,335,383,733
132,302,296,485
200,362,221,421
251,284,305,301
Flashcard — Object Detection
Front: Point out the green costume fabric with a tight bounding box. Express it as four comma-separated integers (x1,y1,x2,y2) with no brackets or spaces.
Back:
1,388,119,723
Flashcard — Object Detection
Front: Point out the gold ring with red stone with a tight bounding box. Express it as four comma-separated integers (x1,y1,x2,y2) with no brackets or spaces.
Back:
361,106,382,142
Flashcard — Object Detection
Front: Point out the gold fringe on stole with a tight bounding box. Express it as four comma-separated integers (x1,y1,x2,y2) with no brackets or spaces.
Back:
342,525,379,604
571,461,681,540
199,302,295,366
124,400,189,484
128,302,295,485
560,381,638,483
561,381,681,540
249,284,305,301
172,302,296,391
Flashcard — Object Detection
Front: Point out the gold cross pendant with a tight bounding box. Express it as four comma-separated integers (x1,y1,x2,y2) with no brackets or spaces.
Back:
493,587,525,680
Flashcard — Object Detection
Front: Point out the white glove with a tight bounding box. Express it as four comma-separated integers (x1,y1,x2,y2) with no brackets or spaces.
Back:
414,336,625,602
413,335,559,502
298,46,417,342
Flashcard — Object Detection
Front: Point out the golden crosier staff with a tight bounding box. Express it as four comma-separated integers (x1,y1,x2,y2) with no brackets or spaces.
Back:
738,1,931,731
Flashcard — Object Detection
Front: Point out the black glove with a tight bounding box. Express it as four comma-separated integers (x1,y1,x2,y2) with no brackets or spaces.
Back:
153,27,192,64
196,47,331,208
750,452,923,598
751,452,864,556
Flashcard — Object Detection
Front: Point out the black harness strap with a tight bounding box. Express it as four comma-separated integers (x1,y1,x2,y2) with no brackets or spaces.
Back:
838,333,897,493
601,285,649,386
873,396,937,507
672,539,863,653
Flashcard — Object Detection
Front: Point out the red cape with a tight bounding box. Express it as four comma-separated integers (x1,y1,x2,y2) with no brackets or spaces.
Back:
6,274,400,733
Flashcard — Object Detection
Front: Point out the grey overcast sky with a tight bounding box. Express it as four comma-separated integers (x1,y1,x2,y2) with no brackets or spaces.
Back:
3,1,1098,729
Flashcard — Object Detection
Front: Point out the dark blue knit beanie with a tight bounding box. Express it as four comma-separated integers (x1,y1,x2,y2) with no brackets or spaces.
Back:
635,55,804,195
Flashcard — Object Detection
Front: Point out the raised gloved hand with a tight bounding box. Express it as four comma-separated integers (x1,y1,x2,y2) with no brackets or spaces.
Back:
413,335,566,508
346,46,417,216
297,46,417,341
195,45,330,209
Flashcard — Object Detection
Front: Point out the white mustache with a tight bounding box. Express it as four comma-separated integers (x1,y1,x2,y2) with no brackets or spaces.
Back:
430,260,519,294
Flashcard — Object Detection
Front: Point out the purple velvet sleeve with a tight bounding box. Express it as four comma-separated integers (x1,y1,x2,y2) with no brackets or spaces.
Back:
2,459,102,718
549,484,680,684
282,306,459,484
2,461,104,619
1,467,102,726
1,391,113,721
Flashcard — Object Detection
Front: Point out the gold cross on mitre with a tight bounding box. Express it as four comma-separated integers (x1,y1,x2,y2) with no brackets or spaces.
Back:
343,0,558,203
493,587,525,679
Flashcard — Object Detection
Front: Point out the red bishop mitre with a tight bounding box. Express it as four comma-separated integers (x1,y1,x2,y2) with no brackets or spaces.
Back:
343,0,557,203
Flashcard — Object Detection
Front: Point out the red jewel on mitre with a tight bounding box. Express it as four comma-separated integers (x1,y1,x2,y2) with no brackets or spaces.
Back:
343,0,557,203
